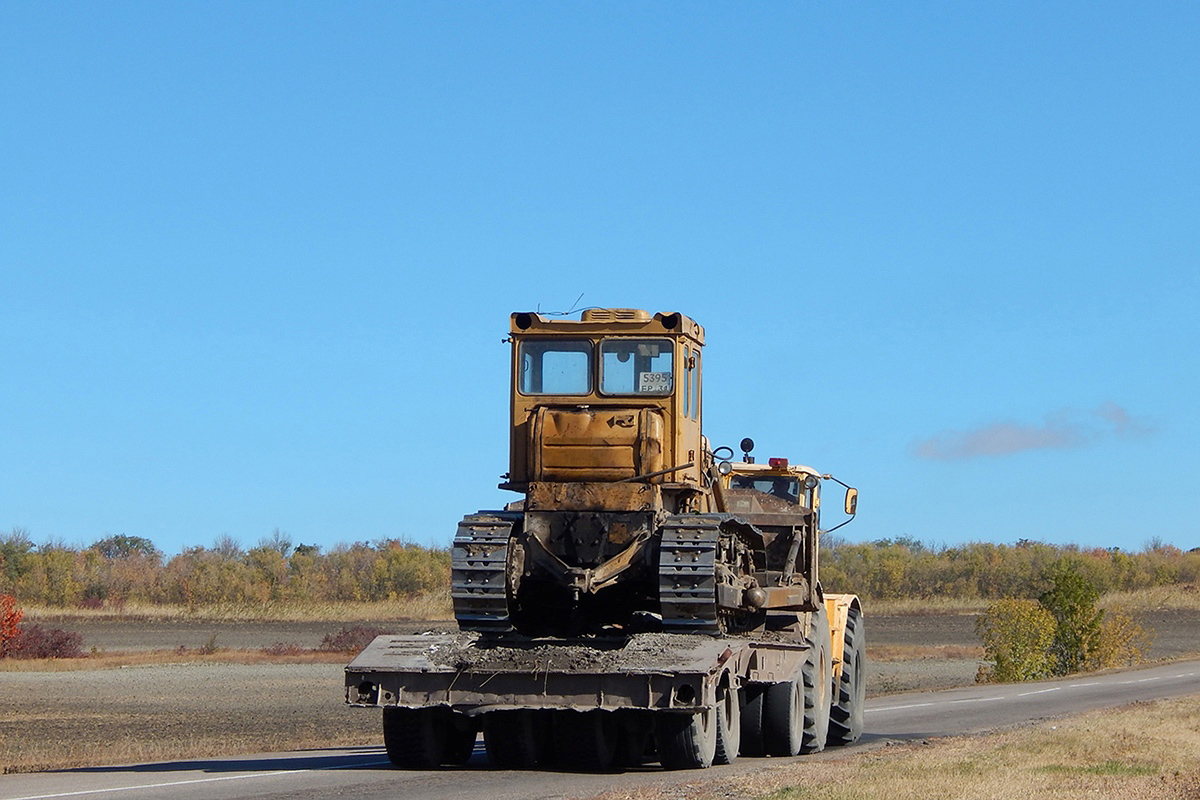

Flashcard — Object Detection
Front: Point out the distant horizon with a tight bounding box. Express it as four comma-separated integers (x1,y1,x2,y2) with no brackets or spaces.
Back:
5,528,1194,559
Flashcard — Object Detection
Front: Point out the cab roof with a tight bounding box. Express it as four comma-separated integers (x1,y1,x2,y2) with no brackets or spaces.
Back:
510,309,705,345
726,461,822,479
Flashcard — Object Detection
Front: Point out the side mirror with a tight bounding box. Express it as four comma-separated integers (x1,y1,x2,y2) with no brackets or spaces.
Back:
844,488,858,516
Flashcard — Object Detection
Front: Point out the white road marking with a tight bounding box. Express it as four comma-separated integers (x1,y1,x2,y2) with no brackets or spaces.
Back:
2,758,392,800
947,696,1006,704
865,701,935,713
866,668,1199,716
866,695,1005,714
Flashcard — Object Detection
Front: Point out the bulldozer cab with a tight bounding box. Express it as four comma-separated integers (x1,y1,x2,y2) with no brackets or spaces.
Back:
504,308,707,501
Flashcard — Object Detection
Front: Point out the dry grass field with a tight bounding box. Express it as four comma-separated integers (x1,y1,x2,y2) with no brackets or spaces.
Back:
2,590,1199,796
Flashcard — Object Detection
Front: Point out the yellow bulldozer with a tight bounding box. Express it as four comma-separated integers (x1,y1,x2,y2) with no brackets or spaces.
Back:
452,308,858,641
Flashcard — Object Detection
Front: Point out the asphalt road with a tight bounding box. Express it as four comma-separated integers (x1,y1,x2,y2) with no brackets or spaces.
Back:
3,659,1197,800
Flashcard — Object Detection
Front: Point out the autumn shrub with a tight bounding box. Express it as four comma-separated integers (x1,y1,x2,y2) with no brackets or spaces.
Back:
263,641,306,656
975,598,1057,682
1088,607,1153,669
0,594,23,657
9,624,85,659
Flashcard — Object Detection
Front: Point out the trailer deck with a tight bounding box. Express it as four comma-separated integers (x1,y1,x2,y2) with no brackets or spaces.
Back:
346,631,810,715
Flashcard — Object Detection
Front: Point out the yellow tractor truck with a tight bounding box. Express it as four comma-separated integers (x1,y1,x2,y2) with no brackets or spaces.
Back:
346,308,864,771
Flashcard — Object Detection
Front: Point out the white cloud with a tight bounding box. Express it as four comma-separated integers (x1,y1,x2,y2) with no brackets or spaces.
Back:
911,404,1153,461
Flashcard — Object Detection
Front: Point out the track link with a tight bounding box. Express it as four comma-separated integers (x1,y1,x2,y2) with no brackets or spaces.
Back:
451,512,521,633
658,516,722,634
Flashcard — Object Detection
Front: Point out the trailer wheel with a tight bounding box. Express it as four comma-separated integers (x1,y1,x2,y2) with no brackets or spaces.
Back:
762,678,803,756
739,685,765,757
827,605,866,747
713,680,741,765
445,713,478,765
614,713,653,768
533,711,558,766
764,607,833,757
382,707,446,768
800,609,833,754
656,707,717,770
483,710,539,768
554,709,618,772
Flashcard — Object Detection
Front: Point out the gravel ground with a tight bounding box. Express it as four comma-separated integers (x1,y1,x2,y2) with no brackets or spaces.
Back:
0,662,381,772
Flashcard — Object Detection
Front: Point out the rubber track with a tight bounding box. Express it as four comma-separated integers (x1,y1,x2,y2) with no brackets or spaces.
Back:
451,512,521,632
658,515,723,634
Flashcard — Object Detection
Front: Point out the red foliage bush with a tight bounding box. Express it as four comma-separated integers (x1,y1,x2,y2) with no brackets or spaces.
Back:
8,624,85,659
0,594,22,657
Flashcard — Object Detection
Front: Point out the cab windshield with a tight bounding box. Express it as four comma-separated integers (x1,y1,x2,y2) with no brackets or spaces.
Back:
516,337,676,397
519,340,591,395
600,338,673,396
730,475,801,504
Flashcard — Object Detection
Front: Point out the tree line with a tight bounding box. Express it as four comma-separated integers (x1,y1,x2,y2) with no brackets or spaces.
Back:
819,536,1200,601
0,529,449,608
1,528,1196,610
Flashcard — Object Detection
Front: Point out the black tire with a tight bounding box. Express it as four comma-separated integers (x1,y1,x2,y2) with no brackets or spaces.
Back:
483,710,539,768
656,707,717,770
532,710,558,767
800,608,833,754
554,710,618,772
739,684,765,757
446,717,478,765
614,713,653,768
382,707,446,769
763,607,833,757
827,605,867,747
762,678,803,756
713,680,741,765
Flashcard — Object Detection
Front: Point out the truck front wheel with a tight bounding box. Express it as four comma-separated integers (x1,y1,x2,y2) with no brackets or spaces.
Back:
827,605,866,747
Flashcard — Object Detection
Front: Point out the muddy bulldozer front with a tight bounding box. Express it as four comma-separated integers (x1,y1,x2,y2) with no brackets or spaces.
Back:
450,308,848,638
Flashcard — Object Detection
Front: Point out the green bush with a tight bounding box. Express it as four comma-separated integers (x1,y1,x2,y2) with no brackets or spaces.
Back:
1039,560,1104,674
975,598,1057,682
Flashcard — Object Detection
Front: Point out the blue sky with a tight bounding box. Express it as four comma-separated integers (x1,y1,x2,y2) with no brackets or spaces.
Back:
3,3,1197,555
